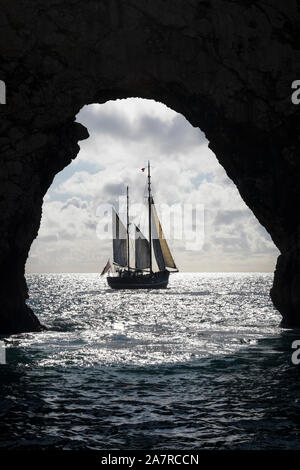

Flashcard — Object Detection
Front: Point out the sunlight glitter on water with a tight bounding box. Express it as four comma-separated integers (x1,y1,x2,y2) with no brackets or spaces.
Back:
10,272,280,368
3,273,299,450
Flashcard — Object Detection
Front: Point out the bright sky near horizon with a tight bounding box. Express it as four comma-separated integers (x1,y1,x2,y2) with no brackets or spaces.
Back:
26,98,279,273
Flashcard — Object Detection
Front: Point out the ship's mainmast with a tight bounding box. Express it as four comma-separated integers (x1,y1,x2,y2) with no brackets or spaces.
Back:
147,161,153,274
127,185,130,271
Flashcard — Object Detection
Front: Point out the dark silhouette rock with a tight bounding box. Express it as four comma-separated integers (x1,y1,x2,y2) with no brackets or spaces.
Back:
0,0,299,333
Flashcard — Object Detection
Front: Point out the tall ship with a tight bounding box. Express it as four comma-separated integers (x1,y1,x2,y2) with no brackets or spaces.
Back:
101,161,178,289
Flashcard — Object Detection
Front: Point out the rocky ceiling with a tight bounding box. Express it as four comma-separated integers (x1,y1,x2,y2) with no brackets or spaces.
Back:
0,0,300,333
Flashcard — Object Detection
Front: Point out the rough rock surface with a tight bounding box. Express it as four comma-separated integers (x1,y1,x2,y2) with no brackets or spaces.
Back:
0,0,300,333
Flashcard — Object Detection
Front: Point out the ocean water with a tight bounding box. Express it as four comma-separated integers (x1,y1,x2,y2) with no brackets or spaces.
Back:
1,272,300,450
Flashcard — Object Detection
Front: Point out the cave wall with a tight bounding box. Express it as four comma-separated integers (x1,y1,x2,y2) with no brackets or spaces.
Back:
0,0,300,333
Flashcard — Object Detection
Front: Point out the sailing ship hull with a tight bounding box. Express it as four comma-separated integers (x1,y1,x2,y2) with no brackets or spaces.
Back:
107,270,170,289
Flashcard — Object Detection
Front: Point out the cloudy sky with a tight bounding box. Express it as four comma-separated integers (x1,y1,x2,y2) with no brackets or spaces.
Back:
26,98,279,273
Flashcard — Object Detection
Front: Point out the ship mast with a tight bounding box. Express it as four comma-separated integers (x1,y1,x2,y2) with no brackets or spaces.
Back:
148,161,153,274
127,185,130,271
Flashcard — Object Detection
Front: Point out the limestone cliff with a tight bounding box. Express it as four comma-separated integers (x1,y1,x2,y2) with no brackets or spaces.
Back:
0,0,300,333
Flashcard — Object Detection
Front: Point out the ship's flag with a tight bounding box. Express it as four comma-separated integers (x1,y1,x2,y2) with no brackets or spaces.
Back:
141,167,146,172
100,259,111,276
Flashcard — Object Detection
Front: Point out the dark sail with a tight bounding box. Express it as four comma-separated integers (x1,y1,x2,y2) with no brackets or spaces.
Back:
151,202,177,270
100,259,111,276
112,209,127,267
135,226,150,270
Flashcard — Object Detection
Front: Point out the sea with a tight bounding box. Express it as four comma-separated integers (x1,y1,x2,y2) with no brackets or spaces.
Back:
0,272,300,450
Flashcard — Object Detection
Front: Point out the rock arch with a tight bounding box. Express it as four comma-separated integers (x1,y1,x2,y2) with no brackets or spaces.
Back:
0,0,300,333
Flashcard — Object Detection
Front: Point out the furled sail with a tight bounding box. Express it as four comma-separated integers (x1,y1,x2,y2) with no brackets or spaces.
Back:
135,226,150,270
112,209,128,267
151,201,177,270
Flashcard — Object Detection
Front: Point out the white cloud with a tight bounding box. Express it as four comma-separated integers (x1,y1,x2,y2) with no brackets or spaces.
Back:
26,99,279,273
